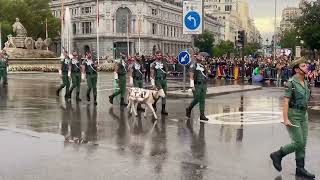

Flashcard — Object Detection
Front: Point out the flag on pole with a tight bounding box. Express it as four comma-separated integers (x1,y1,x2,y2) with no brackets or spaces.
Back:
96,0,100,64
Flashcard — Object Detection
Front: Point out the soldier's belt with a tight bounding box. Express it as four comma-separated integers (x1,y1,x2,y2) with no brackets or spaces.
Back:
289,104,307,111
155,77,166,80
86,72,97,75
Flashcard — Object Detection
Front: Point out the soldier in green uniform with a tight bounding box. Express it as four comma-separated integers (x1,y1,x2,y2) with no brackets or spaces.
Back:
69,51,82,102
185,53,209,121
270,57,315,179
56,51,71,98
2,50,9,86
109,52,128,107
128,55,145,111
150,51,168,115
82,52,98,105
0,52,6,86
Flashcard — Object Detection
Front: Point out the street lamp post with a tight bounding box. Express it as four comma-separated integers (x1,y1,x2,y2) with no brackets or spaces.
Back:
274,0,277,61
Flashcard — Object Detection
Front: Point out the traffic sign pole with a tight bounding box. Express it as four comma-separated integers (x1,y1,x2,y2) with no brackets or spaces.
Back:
178,51,191,92
183,66,186,92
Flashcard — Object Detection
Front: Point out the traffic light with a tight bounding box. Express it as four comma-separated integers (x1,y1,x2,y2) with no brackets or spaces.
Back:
237,30,245,47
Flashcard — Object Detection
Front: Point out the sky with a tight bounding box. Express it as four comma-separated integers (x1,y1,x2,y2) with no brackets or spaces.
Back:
247,0,301,43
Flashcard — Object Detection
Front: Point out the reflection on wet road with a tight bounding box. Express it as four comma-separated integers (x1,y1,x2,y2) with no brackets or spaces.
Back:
0,73,319,180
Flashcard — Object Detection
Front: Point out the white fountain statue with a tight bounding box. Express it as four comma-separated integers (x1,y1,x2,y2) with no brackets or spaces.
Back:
61,7,73,54
3,17,56,58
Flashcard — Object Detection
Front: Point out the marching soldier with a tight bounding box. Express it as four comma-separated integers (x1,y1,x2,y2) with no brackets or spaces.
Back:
69,51,82,102
56,50,71,99
2,50,9,86
109,52,128,107
150,50,168,115
186,53,209,121
270,57,315,179
82,52,98,105
128,55,145,111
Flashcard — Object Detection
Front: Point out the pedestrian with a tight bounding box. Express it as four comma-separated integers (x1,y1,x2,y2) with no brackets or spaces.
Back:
69,50,82,102
82,52,98,105
128,55,145,111
150,50,168,115
109,52,128,107
186,53,209,121
0,52,6,86
56,50,71,99
270,57,315,179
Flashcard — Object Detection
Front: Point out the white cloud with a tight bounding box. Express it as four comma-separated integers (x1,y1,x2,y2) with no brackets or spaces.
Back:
254,16,282,33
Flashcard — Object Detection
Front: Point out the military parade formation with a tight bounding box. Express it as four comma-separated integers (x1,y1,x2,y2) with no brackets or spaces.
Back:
0,48,317,179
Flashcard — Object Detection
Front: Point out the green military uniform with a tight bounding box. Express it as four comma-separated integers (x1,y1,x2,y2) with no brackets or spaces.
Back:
131,61,144,88
151,60,168,114
69,58,82,101
186,61,208,120
270,57,315,179
2,53,9,85
83,58,98,105
56,57,71,98
0,56,7,86
281,76,310,159
109,59,127,106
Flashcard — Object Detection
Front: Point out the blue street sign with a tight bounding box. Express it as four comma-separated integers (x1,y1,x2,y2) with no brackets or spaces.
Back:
178,51,191,65
184,11,201,30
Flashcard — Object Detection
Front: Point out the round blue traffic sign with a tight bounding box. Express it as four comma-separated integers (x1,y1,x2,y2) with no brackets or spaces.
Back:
184,11,201,30
178,51,191,65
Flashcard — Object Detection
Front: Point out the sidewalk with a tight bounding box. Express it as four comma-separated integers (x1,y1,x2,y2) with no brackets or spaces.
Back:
167,85,262,98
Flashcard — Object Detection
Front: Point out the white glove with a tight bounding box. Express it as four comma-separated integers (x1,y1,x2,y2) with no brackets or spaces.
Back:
114,72,118,80
58,69,62,75
6,67,9,72
129,77,133,86
190,79,194,88
81,73,86,80
151,79,155,86
68,71,71,77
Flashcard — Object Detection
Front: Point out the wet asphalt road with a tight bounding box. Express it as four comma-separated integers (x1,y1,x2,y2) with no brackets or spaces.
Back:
0,72,319,180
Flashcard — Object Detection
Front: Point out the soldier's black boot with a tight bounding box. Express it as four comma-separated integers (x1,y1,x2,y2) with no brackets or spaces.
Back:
94,95,97,106
120,97,127,107
186,107,192,118
296,158,315,179
76,92,82,102
270,148,285,172
87,92,90,101
109,94,114,104
161,104,168,115
200,113,209,121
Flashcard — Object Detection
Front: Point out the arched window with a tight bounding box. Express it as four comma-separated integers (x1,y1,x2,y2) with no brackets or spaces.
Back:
116,7,132,33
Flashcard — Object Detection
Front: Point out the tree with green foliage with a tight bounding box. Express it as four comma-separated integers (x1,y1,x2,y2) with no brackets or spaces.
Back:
194,30,215,56
279,30,298,54
294,1,320,56
212,40,235,57
244,42,261,56
0,0,60,48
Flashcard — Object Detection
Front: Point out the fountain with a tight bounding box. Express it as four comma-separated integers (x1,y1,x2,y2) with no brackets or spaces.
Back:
3,18,57,61
61,7,73,54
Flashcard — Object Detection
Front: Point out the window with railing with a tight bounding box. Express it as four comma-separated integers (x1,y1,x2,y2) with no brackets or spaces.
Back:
82,22,92,34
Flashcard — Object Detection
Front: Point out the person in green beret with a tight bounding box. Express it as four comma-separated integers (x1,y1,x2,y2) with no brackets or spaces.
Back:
270,57,315,179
